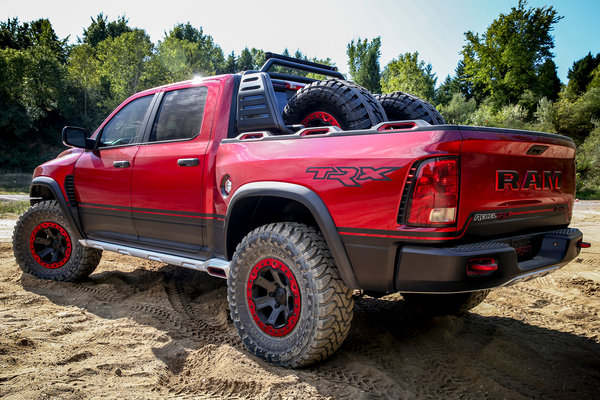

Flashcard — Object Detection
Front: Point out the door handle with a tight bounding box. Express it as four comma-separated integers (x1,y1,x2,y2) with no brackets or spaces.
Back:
177,158,199,167
113,160,130,168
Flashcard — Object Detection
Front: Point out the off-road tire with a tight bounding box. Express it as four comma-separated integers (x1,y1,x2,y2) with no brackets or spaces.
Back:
283,79,387,130
13,200,102,281
227,222,354,368
401,290,490,316
374,92,446,125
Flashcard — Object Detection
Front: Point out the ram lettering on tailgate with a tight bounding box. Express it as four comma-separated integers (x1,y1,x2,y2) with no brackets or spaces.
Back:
496,170,562,191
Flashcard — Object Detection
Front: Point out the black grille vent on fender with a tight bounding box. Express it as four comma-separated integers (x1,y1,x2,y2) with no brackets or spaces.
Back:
64,175,77,206
397,165,418,224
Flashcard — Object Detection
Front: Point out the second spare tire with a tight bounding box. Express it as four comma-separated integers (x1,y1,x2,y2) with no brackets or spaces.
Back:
283,79,387,131
374,92,446,125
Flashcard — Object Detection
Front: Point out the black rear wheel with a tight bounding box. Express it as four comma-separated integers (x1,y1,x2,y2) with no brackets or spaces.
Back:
283,79,387,130
228,222,354,368
374,92,445,125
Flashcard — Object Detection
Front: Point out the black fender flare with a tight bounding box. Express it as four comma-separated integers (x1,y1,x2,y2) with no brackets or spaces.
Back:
29,176,84,240
224,181,360,289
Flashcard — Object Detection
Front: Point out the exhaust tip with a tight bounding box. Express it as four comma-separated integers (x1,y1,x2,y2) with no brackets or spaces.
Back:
207,267,227,278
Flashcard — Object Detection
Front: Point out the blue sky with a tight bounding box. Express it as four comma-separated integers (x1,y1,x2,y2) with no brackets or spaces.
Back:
4,0,599,85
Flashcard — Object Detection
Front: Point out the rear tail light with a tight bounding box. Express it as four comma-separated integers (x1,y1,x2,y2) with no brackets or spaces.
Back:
406,157,459,226
285,82,305,91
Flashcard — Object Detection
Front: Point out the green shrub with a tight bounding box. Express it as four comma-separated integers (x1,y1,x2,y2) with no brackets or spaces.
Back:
576,121,600,199
0,200,29,217
439,93,476,124
533,97,556,132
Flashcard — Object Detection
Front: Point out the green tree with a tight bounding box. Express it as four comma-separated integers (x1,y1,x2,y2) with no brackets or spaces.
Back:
67,43,101,121
555,87,600,141
306,56,335,80
590,64,600,89
81,13,132,47
0,18,68,62
438,93,476,124
250,48,265,70
224,51,237,73
535,59,561,101
21,45,65,127
0,18,69,170
237,47,254,71
554,54,600,141
96,29,154,110
347,37,381,92
435,75,458,106
0,18,32,49
0,18,67,138
148,23,227,85
0,48,33,139
576,121,600,198
166,23,225,73
565,52,600,97
152,37,202,82
380,51,436,100
533,97,556,132
460,0,562,108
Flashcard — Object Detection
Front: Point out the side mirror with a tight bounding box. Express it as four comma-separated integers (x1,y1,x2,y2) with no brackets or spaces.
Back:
62,126,95,149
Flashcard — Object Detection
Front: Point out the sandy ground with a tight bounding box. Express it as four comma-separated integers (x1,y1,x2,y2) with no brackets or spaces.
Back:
0,202,599,399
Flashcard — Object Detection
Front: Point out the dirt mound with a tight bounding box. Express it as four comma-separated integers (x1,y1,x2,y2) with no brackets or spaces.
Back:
1,201,599,399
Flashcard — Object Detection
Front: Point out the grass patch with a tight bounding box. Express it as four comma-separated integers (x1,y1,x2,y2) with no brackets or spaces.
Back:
0,200,29,218
0,172,31,194
576,188,600,200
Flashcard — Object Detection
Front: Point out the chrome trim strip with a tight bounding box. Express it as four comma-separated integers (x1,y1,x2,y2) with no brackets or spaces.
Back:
501,265,561,287
79,239,230,279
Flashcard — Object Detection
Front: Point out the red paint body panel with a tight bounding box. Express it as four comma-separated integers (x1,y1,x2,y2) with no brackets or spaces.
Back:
131,80,219,213
74,146,139,236
216,129,462,232
33,150,83,201
458,130,575,228
74,146,138,208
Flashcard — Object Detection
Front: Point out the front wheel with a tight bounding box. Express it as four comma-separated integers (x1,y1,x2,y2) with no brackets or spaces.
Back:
13,200,102,281
227,223,354,368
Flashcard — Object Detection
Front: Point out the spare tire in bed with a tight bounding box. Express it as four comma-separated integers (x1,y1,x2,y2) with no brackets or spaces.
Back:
374,92,445,125
283,79,387,131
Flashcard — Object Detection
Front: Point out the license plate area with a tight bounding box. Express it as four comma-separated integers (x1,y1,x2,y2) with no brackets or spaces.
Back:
501,235,544,262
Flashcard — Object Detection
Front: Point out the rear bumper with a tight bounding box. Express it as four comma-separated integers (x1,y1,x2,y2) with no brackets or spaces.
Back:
394,228,583,293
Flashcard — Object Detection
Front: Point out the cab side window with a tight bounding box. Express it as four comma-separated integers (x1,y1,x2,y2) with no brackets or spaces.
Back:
149,86,208,142
99,95,153,147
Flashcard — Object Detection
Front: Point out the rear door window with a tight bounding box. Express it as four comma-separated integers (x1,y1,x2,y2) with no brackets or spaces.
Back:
149,86,208,142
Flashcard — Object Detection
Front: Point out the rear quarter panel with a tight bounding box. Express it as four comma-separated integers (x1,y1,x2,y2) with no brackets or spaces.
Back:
215,129,462,232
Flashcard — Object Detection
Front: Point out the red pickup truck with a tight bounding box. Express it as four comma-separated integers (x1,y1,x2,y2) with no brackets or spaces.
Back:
13,53,587,367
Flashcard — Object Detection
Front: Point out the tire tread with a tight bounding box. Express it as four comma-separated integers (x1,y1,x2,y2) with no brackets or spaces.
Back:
283,79,387,130
374,91,446,125
228,222,354,367
13,201,101,282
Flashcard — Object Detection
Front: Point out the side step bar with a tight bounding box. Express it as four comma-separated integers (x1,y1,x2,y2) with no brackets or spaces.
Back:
79,239,230,279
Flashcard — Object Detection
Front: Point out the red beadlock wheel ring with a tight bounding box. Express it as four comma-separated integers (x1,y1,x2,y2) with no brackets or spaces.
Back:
302,111,341,128
246,258,301,337
29,222,72,269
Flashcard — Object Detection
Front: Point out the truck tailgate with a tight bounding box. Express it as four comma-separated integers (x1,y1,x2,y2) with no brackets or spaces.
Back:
458,126,576,238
